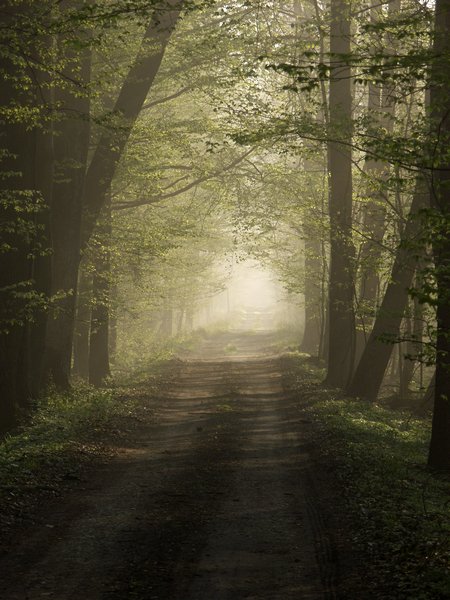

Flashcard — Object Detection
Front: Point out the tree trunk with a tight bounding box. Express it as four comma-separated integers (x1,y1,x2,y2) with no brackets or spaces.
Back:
177,309,185,335
428,0,450,471
73,266,92,380
416,373,435,416
185,309,194,331
88,202,111,388
323,0,355,387
160,309,173,338
347,181,429,401
44,11,91,389
0,2,50,430
26,40,54,402
109,284,118,365
301,236,322,355
81,0,184,247
355,0,400,369
89,269,110,387
400,290,423,393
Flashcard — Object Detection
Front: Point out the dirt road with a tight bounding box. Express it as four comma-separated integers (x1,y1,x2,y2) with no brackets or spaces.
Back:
0,331,337,599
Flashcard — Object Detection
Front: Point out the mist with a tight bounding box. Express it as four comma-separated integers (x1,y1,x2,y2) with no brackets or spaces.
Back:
0,2,449,599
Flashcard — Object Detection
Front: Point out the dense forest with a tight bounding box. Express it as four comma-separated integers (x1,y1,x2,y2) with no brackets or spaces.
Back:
0,0,449,598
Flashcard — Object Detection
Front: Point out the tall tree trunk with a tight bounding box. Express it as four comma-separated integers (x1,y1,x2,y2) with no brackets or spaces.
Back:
44,11,91,389
355,0,400,367
428,0,450,471
28,131,53,400
0,2,52,429
72,266,92,380
88,201,111,388
81,0,184,247
400,288,423,393
27,36,54,402
301,236,322,355
177,309,185,335
89,269,110,387
323,0,355,387
417,372,435,416
160,309,173,338
109,284,118,366
347,181,429,401
185,308,194,332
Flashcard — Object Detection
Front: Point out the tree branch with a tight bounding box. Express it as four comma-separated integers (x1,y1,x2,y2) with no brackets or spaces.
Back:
113,148,256,210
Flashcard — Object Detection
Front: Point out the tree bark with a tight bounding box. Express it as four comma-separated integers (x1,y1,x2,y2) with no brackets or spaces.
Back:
44,7,91,389
88,201,111,388
109,284,118,365
323,0,355,386
72,266,92,380
400,289,423,394
0,1,52,430
81,0,184,247
89,268,110,387
354,0,401,370
428,0,450,471
301,236,322,355
347,181,429,401
160,309,173,338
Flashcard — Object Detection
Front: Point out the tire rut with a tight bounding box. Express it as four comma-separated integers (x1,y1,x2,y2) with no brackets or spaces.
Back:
0,331,337,600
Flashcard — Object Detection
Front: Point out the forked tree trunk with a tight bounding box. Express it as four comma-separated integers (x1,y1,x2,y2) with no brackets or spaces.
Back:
324,0,355,387
355,0,400,368
46,1,183,388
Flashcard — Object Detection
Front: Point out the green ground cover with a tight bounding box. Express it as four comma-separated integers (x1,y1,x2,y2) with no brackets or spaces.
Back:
284,353,450,600
0,327,216,532
0,381,158,532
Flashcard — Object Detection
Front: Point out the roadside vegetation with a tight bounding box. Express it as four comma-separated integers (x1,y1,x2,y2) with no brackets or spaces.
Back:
1,0,450,594
0,367,164,534
0,323,229,534
284,352,450,600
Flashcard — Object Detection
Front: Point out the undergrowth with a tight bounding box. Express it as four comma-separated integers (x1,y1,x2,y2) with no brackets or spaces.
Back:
113,325,230,384
283,353,450,600
0,383,153,531
0,324,223,527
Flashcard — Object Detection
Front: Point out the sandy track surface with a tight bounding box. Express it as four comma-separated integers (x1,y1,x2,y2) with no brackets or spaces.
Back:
0,331,337,599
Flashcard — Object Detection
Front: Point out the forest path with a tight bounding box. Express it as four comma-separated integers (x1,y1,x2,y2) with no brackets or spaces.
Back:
0,330,337,600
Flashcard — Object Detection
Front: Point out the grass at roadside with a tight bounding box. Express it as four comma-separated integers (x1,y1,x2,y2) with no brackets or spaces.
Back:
0,381,158,533
0,325,220,533
282,352,450,600
113,325,230,384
